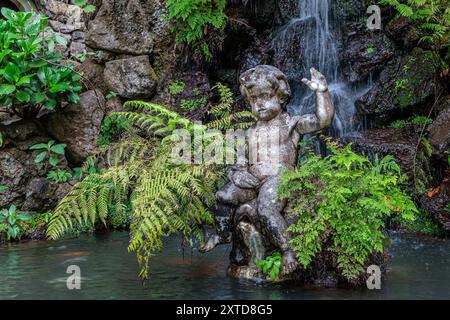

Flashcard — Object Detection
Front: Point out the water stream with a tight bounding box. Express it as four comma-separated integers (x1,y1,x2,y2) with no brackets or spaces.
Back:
0,231,449,299
272,0,371,137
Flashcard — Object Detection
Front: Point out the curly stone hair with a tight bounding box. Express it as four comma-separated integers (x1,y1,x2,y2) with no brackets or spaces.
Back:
239,65,291,109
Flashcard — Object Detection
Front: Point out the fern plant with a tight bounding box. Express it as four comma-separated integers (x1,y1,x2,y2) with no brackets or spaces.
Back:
47,90,253,278
278,139,418,282
166,0,227,61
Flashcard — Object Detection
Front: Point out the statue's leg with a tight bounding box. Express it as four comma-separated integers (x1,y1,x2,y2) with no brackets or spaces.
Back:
257,176,299,275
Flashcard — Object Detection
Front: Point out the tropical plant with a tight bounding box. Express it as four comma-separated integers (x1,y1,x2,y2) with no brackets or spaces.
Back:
47,82,255,278
73,0,96,13
389,115,433,128
97,115,131,146
256,252,282,281
29,140,66,167
0,8,82,118
166,0,227,61
168,80,186,96
47,169,73,183
278,139,418,282
0,204,32,240
380,0,450,66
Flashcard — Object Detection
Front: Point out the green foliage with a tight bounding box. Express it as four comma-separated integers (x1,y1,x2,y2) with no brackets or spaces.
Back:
256,252,282,281
168,80,186,96
74,0,97,13
0,131,3,147
0,9,82,118
380,0,450,60
0,204,32,240
389,116,433,128
0,185,8,191
366,47,375,55
167,0,227,61
278,140,418,281
394,208,442,236
29,140,66,167
97,115,131,146
206,83,255,130
180,96,207,111
47,169,73,183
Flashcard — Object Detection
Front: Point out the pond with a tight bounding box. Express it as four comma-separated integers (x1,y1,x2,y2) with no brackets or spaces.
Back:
0,231,449,299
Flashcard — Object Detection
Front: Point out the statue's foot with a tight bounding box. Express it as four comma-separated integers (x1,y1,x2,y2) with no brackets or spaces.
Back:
281,251,299,275
198,234,220,253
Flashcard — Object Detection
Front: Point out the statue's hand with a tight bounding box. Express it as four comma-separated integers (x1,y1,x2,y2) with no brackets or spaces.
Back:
301,67,328,93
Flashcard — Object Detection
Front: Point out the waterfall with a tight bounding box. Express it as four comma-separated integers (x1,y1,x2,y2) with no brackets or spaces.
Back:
272,0,366,137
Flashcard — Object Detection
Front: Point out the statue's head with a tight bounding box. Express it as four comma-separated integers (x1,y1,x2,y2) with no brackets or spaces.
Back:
239,65,291,121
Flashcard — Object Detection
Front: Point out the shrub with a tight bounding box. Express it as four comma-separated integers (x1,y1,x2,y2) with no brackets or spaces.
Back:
167,0,227,61
0,9,82,118
278,140,418,281
0,204,32,240
256,252,282,281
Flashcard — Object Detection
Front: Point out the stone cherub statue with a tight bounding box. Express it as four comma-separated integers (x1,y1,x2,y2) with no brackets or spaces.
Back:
199,65,335,277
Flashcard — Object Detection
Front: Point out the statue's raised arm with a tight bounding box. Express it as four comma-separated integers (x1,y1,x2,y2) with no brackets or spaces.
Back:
294,68,335,134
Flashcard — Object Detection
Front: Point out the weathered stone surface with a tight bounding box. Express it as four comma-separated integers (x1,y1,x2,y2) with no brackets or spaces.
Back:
420,172,450,234
22,178,71,212
49,19,84,34
104,56,157,99
340,23,395,83
428,101,450,159
86,0,170,55
44,1,83,25
69,41,86,56
356,48,442,117
386,16,420,49
78,58,108,94
42,90,106,164
276,0,300,24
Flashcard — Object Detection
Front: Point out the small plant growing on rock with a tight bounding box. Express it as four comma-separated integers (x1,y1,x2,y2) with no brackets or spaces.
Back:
0,8,82,118
168,80,186,96
256,252,282,281
74,0,97,13
166,0,227,61
47,169,73,183
30,140,67,167
0,205,32,240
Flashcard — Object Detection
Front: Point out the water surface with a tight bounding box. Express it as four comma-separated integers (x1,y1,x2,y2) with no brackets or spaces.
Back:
0,232,449,299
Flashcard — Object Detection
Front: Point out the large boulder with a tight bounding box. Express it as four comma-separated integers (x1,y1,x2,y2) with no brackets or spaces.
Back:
340,22,395,83
104,56,157,99
42,90,106,164
355,48,442,118
86,0,170,55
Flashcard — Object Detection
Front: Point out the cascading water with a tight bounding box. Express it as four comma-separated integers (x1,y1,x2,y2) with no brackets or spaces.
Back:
272,0,369,137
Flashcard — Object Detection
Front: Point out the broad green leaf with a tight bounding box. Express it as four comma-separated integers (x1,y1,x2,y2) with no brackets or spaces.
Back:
50,144,66,155
0,185,8,191
34,151,48,163
30,143,48,150
16,90,30,103
49,155,59,167
0,84,16,95
17,213,32,221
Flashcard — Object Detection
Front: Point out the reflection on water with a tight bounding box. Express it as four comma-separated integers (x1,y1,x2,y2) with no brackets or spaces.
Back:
0,232,449,299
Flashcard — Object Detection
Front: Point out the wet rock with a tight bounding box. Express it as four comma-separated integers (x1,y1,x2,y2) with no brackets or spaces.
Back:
69,41,86,56
331,0,371,22
420,173,450,234
386,16,420,49
44,1,83,25
349,126,433,192
276,0,300,24
428,100,450,159
48,19,83,34
356,48,441,118
271,17,316,81
340,22,395,83
42,90,106,164
22,178,71,212
104,56,157,99
86,0,170,55
105,96,124,114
